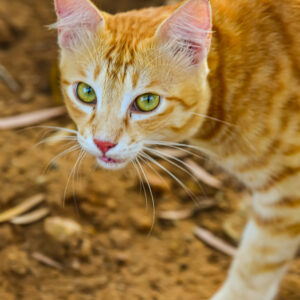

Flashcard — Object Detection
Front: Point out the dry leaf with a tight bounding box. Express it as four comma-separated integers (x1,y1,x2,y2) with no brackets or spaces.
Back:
0,106,66,130
185,159,222,188
11,207,50,225
0,194,45,223
32,252,63,270
194,226,237,257
159,199,217,221
142,168,171,191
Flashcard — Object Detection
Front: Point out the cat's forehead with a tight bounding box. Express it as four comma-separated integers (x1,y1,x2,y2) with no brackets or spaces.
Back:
104,6,177,41
76,6,179,85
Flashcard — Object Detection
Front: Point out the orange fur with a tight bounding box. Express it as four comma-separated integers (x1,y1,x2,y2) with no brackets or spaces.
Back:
54,0,300,299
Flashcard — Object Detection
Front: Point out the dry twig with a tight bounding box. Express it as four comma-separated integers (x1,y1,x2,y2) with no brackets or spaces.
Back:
32,252,63,270
0,106,67,130
0,64,20,92
0,194,45,223
158,199,217,221
11,207,50,225
185,159,222,188
194,226,237,257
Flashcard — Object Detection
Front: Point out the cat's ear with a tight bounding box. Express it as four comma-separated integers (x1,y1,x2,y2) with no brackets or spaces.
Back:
53,0,104,50
156,0,212,65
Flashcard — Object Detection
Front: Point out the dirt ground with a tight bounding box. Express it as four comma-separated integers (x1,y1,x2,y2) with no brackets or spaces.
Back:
0,0,299,299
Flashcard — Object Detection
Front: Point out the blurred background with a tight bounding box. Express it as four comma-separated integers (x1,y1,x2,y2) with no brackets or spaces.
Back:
0,0,299,299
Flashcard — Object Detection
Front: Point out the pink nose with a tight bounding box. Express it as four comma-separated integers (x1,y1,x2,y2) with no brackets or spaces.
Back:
94,140,116,154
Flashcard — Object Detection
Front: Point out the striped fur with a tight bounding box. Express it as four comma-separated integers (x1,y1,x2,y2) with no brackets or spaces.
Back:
54,0,300,299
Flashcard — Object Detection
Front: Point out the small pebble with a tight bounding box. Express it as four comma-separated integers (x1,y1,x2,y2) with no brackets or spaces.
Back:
130,209,153,233
0,19,14,45
114,251,130,265
44,217,82,243
0,224,14,249
0,246,30,276
109,228,131,249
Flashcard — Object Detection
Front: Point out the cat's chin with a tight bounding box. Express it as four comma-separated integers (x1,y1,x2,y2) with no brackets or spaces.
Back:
96,157,129,170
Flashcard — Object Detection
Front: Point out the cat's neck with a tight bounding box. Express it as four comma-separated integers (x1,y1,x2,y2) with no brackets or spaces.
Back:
192,18,256,159
195,26,232,146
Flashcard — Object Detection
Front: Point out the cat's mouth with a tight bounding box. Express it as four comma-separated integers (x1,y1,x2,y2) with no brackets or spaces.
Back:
96,155,127,170
98,155,123,164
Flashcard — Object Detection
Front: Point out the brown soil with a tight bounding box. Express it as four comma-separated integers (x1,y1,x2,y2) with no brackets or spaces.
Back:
0,0,299,299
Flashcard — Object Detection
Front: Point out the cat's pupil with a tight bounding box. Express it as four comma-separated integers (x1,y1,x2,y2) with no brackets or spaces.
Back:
86,87,92,94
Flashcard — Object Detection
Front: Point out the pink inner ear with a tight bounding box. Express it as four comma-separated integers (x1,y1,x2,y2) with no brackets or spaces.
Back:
158,0,212,64
55,0,103,49
55,0,100,19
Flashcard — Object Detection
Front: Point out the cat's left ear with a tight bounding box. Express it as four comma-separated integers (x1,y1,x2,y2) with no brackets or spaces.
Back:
53,0,104,50
156,0,212,65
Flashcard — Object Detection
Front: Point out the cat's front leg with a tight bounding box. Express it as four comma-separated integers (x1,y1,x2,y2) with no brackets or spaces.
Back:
211,190,300,300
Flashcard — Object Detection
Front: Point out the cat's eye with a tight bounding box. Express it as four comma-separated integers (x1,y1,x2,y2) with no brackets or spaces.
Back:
76,82,97,104
134,93,160,112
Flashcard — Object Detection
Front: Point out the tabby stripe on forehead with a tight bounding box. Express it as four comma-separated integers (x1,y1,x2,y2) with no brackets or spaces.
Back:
132,71,139,89
94,65,101,81
79,69,87,77
121,63,129,84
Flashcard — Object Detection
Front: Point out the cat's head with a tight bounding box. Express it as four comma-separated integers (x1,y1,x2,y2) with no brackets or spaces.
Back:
53,0,212,169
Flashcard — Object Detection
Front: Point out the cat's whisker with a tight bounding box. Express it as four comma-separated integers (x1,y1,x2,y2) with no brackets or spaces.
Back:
33,136,78,149
29,125,78,135
135,157,156,235
139,152,197,204
72,150,87,214
190,112,235,127
43,143,81,175
138,155,170,192
189,112,259,155
63,149,84,209
74,150,87,196
131,160,148,206
145,140,216,158
145,140,208,160
144,146,207,198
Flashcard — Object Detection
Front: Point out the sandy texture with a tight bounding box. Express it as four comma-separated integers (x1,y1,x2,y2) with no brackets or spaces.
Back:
0,0,299,299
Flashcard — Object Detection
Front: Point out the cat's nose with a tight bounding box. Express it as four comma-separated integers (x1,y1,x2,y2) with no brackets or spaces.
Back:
94,139,116,155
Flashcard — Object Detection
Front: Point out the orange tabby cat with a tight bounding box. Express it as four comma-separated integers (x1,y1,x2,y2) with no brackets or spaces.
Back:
52,0,300,299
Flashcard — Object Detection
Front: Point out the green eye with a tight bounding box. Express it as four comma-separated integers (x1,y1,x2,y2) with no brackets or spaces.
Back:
76,82,97,104
135,93,160,112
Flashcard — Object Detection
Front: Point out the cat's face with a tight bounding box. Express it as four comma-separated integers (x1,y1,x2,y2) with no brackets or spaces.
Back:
55,0,212,169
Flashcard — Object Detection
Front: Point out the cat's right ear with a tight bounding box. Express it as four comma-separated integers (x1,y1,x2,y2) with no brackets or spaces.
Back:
155,0,212,66
52,0,104,50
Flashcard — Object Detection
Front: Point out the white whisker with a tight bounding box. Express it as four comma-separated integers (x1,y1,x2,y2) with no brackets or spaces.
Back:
136,157,156,235
32,125,78,135
43,143,80,174
144,146,207,199
139,152,197,204
132,160,148,206
63,149,84,208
